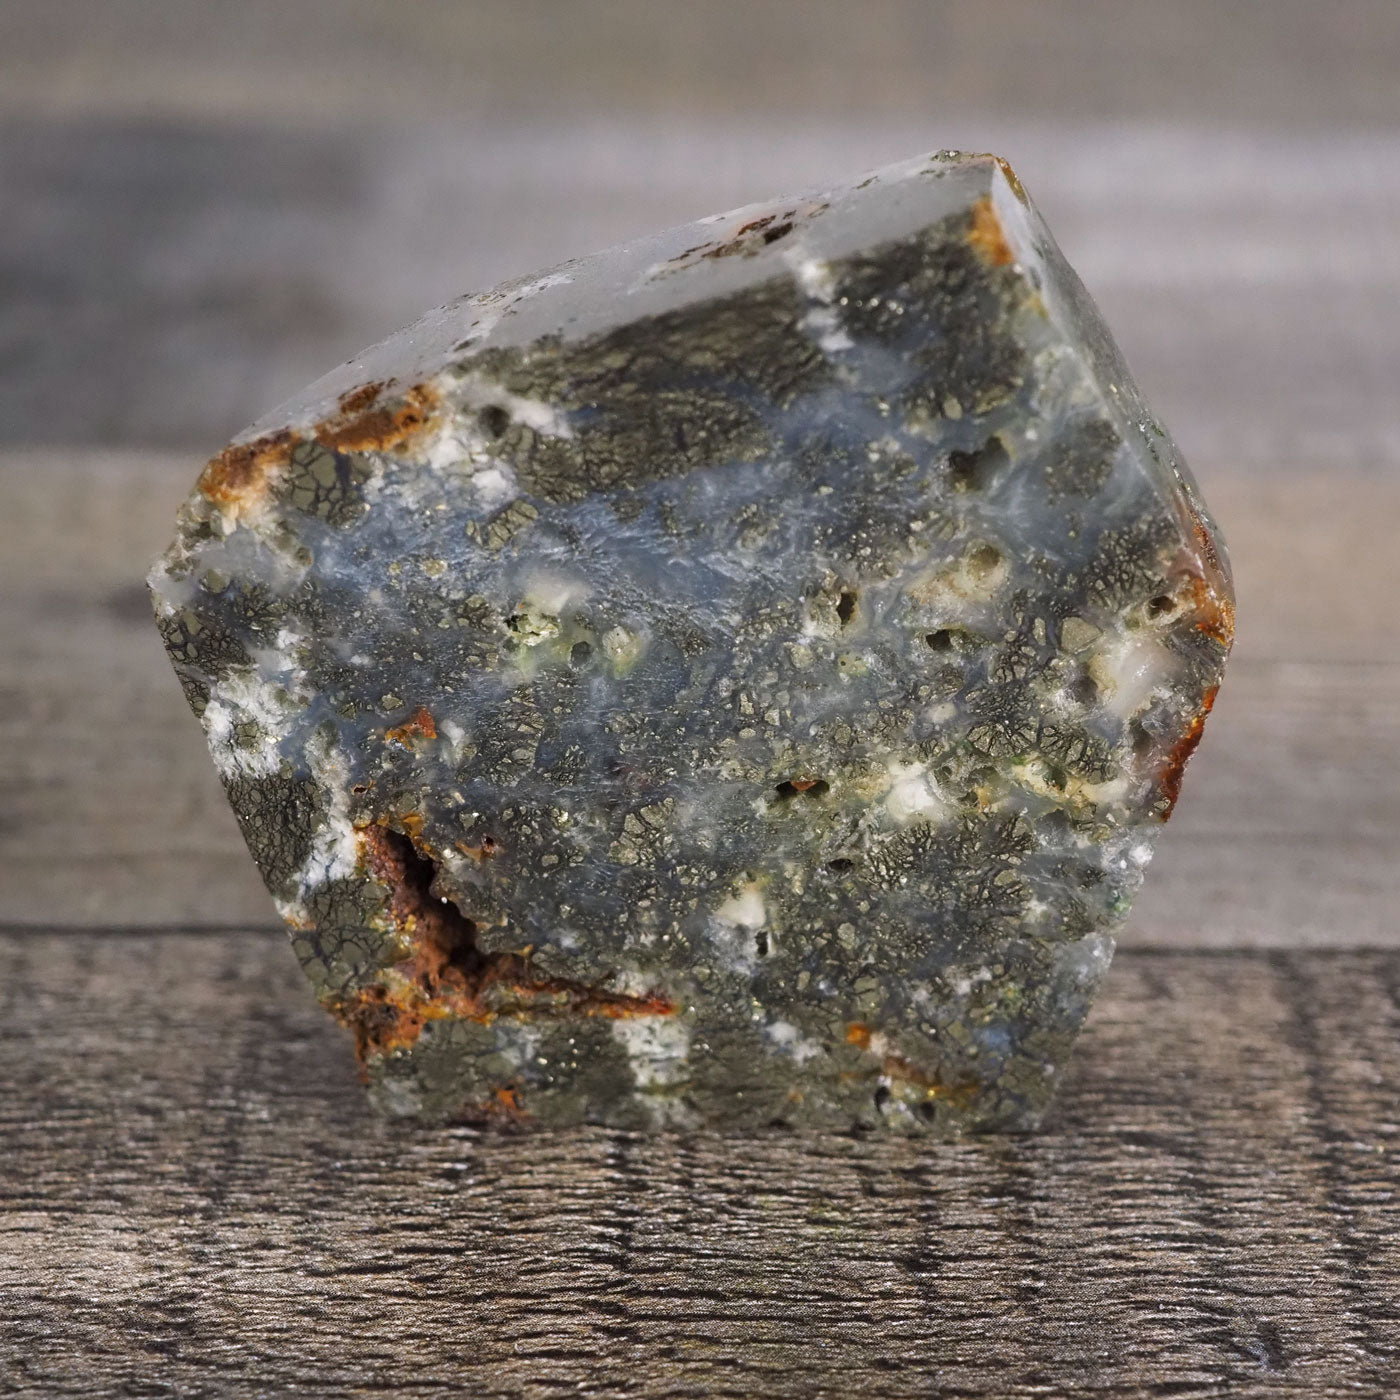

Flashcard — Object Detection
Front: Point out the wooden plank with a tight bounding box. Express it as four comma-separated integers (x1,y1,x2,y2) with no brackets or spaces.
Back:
1,931,1397,1395
2,454,1396,945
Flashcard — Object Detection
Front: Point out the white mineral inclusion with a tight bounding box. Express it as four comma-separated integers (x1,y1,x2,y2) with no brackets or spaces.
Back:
1090,626,1178,720
201,662,306,780
611,1016,693,1113
792,253,855,354
883,760,951,826
710,881,770,974
715,882,768,931
765,1018,825,1065
521,572,589,618
469,464,517,509
294,732,361,894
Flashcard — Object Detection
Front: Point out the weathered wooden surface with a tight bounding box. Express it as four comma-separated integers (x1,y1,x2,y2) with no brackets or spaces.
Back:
3,1,1399,1392
2,932,1398,1396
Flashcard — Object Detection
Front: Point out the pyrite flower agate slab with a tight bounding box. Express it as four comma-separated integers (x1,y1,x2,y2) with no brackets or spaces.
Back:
151,152,1232,1133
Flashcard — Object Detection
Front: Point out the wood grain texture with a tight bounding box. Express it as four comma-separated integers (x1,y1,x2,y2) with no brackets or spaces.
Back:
2,930,1398,1396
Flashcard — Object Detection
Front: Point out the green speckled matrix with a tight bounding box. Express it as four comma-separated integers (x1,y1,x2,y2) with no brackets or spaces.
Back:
151,151,1232,1133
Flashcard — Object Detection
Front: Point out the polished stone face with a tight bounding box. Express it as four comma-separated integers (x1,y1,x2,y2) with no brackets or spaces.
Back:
151,151,1232,1132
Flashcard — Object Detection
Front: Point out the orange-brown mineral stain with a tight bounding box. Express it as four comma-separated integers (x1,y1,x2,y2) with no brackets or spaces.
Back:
1176,493,1236,643
196,381,439,512
1158,684,1220,818
1151,498,1232,820
455,835,500,862
197,429,296,508
335,381,385,418
328,825,676,1067
314,383,439,455
882,1051,981,1110
490,1085,527,1120
845,1021,979,1108
1190,573,1236,649
384,707,438,748
967,196,1016,268
995,156,1029,204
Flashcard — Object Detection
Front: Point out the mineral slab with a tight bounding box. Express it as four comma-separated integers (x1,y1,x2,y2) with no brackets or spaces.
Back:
151,151,1232,1133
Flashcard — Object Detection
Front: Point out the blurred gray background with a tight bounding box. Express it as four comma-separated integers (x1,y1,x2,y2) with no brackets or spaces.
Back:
5,0,1399,450
3,0,1399,943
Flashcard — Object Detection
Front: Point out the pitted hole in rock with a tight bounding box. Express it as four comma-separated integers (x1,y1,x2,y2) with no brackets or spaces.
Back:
965,543,1004,581
342,825,679,1064
925,625,981,653
479,404,510,438
774,778,831,802
826,857,856,873
947,435,1008,492
1130,719,1157,763
836,590,858,626
361,826,484,991
1069,666,1100,706
569,640,593,666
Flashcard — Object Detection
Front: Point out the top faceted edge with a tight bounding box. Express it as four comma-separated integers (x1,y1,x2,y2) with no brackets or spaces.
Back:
160,145,1231,670
982,163,1234,622
157,150,1027,560
230,150,1008,449
161,146,1226,677
169,147,1232,618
